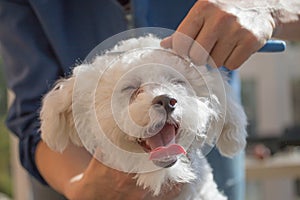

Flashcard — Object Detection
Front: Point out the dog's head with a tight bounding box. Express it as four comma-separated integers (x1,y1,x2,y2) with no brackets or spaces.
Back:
40,35,247,195
96,50,218,168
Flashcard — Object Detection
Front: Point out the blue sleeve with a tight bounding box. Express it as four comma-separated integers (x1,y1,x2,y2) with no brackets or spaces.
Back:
0,0,127,185
132,0,195,29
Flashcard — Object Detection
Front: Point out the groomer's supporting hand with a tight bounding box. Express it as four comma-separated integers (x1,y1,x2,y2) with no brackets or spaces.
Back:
37,141,181,200
36,142,147,200
65,157,148,200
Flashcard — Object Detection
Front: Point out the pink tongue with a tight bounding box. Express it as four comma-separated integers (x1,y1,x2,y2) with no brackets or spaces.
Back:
149,144,186,160
146,124,186,160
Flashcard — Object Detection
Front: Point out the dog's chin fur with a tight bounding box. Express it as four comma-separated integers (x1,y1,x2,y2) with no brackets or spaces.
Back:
40,35,247,199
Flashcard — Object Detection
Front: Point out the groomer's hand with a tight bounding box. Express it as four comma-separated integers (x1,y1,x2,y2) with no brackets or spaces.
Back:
37,141,180,200
161,0,275,69
65,157,147,200
65,156,182,200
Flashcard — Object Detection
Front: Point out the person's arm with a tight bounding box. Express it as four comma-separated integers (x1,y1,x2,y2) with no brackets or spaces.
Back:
273,15,300,40
36,142,181,200
36,141,148,200
161,0,300,69
35,142,90,196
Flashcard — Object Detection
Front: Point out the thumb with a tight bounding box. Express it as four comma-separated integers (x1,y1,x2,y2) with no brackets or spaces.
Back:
160,35,173,49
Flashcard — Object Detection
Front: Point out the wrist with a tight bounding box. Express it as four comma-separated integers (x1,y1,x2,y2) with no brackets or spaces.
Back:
270,9,300,39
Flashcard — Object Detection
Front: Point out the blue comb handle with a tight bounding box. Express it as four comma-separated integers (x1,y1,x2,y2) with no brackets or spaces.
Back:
258,40,286,52
220,40,286,71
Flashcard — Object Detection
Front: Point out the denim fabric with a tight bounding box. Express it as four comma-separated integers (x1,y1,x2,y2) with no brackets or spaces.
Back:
0,0,127,184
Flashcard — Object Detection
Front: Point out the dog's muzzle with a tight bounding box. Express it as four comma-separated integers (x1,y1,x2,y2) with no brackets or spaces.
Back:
136,95,186,168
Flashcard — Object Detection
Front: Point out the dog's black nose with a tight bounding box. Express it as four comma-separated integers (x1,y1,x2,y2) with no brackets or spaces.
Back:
152,95,177,113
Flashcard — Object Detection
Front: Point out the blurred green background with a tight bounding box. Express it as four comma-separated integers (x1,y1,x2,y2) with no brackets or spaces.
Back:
0,59,12,197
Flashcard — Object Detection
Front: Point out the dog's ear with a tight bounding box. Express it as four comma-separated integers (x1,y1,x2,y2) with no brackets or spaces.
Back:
216,83,248,157
40,77,81,153
187,69,247,157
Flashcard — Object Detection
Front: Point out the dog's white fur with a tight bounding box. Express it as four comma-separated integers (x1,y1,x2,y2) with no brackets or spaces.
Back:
40,35,247,199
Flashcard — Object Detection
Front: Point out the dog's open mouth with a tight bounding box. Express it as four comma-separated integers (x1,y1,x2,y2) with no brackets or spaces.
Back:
137,123,186,168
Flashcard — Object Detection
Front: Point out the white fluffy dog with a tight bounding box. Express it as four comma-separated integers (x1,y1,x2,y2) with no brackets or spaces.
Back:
40,35,247,199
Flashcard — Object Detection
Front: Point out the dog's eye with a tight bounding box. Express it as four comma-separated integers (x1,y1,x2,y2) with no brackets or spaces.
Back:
135,88,144,95
121,86,137,93
129,88,143,102
173,79,186,85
